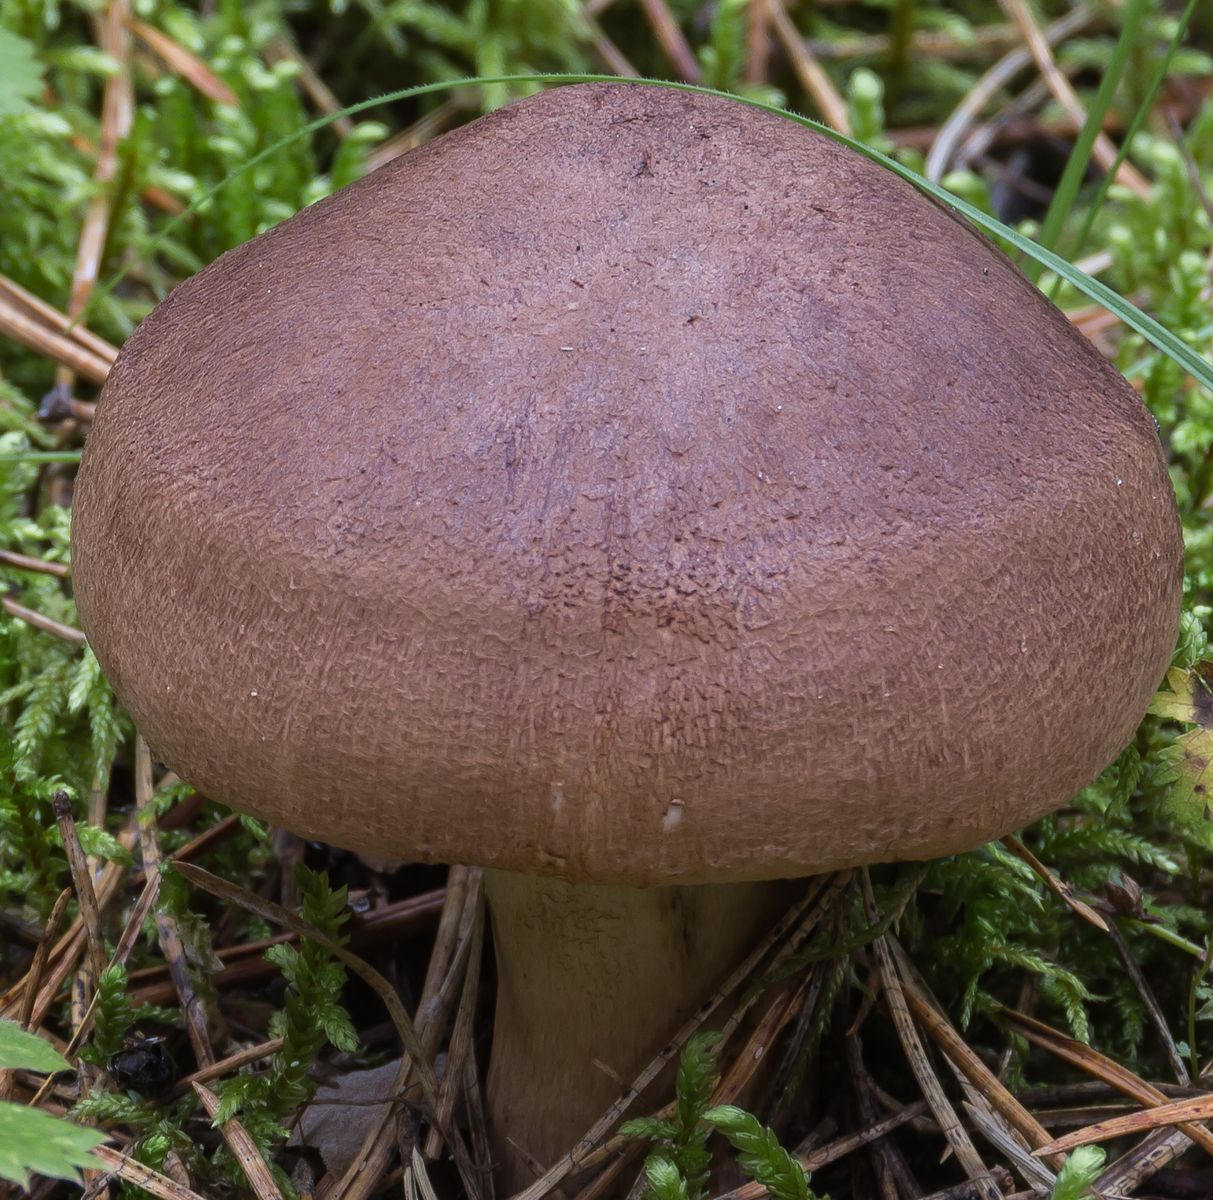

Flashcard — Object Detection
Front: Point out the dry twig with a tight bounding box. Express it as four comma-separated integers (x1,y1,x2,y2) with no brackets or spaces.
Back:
636,0,700,82
0,597,86,646
926,6,1091,180
17,889,72,1032
194,1082,285,1200
997,0,1149,196
57,0,134,405
768,0,850,134
89,1145,208,1200
861,875,1001,1200
1000,1007,1213,1157
0,550,70,579
51,792,108,986
134,737,215,1068
265,36,351,133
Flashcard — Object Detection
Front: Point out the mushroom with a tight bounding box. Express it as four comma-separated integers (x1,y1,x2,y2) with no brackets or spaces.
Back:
72,83,1183,1183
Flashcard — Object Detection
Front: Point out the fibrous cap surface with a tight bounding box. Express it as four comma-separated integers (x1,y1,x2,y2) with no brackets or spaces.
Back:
72,83,1183,885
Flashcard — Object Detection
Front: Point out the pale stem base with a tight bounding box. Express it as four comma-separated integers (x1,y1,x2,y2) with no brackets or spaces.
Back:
484,869,794,1191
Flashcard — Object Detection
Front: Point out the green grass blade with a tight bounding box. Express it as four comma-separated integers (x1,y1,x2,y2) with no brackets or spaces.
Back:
1062,0,1200,270
1034,0,1150,284
84,73,1213,395
0,451,83,465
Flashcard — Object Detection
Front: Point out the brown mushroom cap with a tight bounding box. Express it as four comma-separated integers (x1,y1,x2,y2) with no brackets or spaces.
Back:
72,83,1182,886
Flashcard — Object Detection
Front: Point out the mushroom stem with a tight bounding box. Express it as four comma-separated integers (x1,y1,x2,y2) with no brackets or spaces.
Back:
484,869,793,1189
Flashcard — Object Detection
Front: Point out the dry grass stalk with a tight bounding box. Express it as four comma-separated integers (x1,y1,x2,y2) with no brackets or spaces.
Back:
131,812,243,885
0,550,69,578
916,1172,1014,1200
134,736,215,1068
65,867,162,1059
710,974,814,1109
636,0,700,82
404,1145,442,1200
106,867,161,979
860,875,1001,1200
127,15,238,105
579,1142,646,1200
893,961,1062,1170
418,864,476,1015
176,1037,284,1094
265,36,352,133
550,1100,675,1200
998,0,1149,197
330,872,484,1200
27,860,164,1108
960,1102,1056,1192
925,6,1092,181
51,792,108,985
330,1059,409,1200
812,21,1038,62
1001,1007,1213,1157
1000,835,1109,933
17,888,72,1032
1102,917,1190,1087
0,295,111,383
583,17,637,77
462,1046,496,1200
843,1031,913,1200
0,597,86,646
130,888,444,1005
366,101,463,171
89,1144,208,1200
1070,305,1127,343
0,275,118,364
0,829,136,1025
24,926,89,1032
744,0,772,83
417,872,481,1056
57,0,134,402
193,1081,286,1200
424,889,486,1159
898,965,1047,1188
767,0,850,134
1039,1089,1213,1153
1095,1124,1197,1195
1032,1101,1169,1128
706,1100,932,1200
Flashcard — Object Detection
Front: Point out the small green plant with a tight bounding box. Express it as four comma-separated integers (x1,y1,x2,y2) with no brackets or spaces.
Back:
621,1032,722,1200
701,1107,821,1200
1049,1146,1106,1200
622,1033,825,1200
212,865,358,1159
0,1018,106,1188
80,964,136,1068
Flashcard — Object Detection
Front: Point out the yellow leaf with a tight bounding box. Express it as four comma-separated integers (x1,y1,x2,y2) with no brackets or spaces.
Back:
1148,662,1213,728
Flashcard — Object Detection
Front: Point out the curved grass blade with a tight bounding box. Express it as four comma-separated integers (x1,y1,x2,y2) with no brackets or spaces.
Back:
1060,0,1200,273
1034,0,1150,283
0,451,83,465
83,73,1213,394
